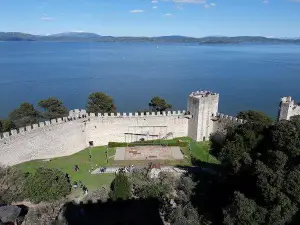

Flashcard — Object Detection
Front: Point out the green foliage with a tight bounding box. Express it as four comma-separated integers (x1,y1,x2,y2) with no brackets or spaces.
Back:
0,119,15,133
149,96,172,112
210,114,300,224
174,175,197,205
129,172,173,202
170,203,204,225
86,92,116,114
0,167,27,204
25,167,71,203
110,172,132,201
237,110,273,125
8,102,40,128
223,192,267,225
38,97,68,119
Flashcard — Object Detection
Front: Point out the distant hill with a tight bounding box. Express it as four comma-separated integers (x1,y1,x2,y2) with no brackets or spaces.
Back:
0,32,299,44
49,32,102,38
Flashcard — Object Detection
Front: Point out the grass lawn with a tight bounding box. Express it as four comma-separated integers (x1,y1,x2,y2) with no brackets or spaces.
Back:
190,141,219,164
14,137,219,194
14,146,116,192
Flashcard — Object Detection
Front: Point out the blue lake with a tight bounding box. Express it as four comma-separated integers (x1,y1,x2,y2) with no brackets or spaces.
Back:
0,42,300,118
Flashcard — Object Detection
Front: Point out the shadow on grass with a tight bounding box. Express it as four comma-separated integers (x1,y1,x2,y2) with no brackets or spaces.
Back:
61,198,164,225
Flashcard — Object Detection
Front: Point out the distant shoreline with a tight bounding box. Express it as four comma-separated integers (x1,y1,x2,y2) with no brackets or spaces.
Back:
1,32,300,44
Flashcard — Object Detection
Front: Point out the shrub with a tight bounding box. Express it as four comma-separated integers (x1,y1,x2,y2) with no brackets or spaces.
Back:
0,166,27,204
25,168,71,203
110,172,132,201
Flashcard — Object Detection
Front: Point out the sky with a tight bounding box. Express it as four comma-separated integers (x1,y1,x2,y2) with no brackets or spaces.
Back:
0,0,300,37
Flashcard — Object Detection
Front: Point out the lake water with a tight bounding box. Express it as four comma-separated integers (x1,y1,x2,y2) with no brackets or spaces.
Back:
0,42,300,119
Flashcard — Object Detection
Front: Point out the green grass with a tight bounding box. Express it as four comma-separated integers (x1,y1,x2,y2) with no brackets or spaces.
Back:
14,146,116,191
14,137,219,193
190,141,219,164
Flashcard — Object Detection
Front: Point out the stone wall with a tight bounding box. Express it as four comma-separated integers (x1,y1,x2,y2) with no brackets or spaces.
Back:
278,96,300,120
212,113,246,133
0,111,188,166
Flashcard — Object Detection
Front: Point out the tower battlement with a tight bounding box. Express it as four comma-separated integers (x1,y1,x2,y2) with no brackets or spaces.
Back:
189,90,218,98
278,96,300,120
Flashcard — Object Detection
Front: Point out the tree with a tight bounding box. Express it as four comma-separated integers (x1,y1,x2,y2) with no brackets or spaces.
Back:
86,92,116,114
169,203,204,225
237,110,273,125
0,166,27,204
8,102,40,128
223,192,267,225
110,172,132,201
149,96,172,112
38,97,68,119
0,119,16,133
25,168,71,203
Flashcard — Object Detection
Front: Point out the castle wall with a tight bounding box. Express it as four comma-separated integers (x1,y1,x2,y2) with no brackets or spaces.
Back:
212,113,246,133
0,111,188,166
86,113,188,146
278,97,300,121
0,119,86,166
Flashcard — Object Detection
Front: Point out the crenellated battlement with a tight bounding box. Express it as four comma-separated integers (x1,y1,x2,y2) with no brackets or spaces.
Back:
215,112,246,124
0,110,188,140
69,109,187,118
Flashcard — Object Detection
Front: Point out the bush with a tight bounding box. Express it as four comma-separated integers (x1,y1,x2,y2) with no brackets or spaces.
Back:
0,166,27,204
110,172,132,201
25,168,71,203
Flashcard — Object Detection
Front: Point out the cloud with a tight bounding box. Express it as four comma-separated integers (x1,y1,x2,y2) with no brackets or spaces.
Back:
165,13,172,16
177,5,184,10
210,2,216,6
163,0,205,3
129,9,144,13
153,6,158,9
41,17,54,21
263,0,268,3
204,3,209,8
152,0,158,3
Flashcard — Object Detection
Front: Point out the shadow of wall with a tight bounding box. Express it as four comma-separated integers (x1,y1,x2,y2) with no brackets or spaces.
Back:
61,198,164,225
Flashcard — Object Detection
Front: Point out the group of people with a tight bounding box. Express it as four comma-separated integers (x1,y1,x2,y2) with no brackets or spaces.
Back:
73,180,89,195
117,165,137,174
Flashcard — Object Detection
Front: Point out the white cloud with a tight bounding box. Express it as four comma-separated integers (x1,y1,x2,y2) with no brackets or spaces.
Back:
152,0,158,3
263,0,268,3
176,4,184,10
210,2,216,7
204,3,209,8
165,13,172,16
129,9,144,13
163,0,205,3
153,6,158,9
41,17,54,21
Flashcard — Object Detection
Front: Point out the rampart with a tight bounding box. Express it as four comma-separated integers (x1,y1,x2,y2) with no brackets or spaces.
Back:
212,113,246,133
0,110,189,166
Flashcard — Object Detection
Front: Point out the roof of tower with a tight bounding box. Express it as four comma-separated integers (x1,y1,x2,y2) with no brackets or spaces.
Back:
189,90,218,98
281,96,292,103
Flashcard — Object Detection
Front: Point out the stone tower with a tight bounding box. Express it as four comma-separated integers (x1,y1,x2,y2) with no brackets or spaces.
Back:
187,90,219,141
278,96,300,120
